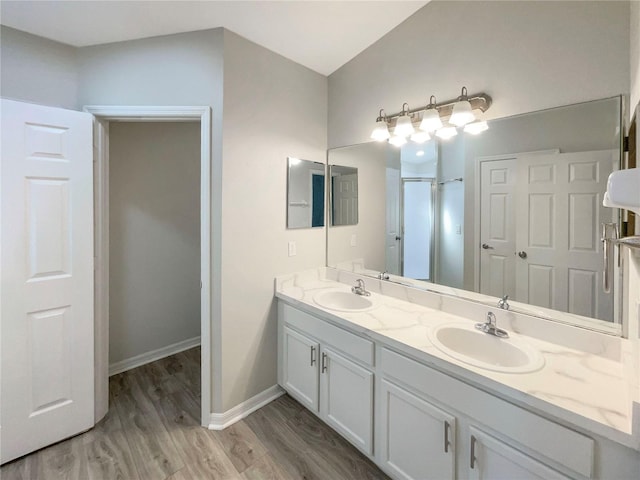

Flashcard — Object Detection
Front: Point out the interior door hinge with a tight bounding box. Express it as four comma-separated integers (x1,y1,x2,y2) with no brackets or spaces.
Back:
623,136,629,153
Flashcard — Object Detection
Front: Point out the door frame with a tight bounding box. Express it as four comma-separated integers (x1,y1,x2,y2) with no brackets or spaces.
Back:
84,105,212,427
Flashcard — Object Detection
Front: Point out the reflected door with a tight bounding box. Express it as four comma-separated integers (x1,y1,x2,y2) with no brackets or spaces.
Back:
480,151,614,321
402,179,434,280
332,173,358,225
515,151,614,319
479,160,518,298
386,168,401,275
1,100,94,463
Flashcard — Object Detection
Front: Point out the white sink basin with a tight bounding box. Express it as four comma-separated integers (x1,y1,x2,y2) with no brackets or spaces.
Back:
313,290,377,312
428,323,544,373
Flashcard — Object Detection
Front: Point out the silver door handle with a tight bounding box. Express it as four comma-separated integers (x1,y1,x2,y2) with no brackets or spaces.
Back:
482,243,493,250
444,420,451,453
321,352,327,373
518,251,527,259
310,346,316,366
470,435,477,469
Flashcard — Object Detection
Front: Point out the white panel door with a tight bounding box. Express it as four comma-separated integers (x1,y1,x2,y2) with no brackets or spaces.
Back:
1,99,94,463
386,168,401,275
469,428,569,480
379,379,455,480
479,159,517,298
332,173,358,225
515,151,614,319
320,347,373,455
282,327,320,412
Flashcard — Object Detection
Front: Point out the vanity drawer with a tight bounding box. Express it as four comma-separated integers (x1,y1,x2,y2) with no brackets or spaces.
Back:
381,347,595,478
280,302,374,366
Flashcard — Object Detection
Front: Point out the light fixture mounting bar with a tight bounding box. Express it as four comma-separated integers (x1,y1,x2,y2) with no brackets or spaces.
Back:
382,92,492,127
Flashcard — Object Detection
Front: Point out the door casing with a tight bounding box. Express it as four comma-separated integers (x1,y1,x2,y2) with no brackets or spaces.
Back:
84,106,212,426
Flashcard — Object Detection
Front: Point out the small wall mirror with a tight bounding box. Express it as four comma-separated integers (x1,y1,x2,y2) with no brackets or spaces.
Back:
287,157,325,229
330,165,359,226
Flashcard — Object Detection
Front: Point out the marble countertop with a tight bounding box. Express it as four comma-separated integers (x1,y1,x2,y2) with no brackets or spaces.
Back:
275,268,640,451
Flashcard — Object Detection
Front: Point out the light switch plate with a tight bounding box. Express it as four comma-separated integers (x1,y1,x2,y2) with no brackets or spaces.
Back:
350,234,357,247
455,224,462,235
288,241,296,257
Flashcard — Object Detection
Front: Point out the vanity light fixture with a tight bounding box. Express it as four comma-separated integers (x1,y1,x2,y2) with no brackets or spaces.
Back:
464,120,489,135
410,131,431,144
370,109,390,141
393,103,415,137
419,96,443,133
449,87,475,127
371,88,492,146
389,135,408,147
435,126,458,140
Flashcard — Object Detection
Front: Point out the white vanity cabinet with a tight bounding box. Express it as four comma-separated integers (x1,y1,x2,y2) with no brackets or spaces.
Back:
278,303,374,455
468,427,570,480
378,379,456,480
277,299,639,480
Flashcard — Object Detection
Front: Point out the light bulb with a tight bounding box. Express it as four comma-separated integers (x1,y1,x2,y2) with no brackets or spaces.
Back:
393,114,414,137
388,135,407,147
410,131,430,144
435,126,458,140
464,121,489,135
370,120,390,141
419,108,443,133
450,99,475,127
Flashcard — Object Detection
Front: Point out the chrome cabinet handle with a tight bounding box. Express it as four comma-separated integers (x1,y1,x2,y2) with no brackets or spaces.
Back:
310,346,316,366
518,251,527,259
482,243,494,250
444,421,451,453
321,352,327,373
470,435,477,469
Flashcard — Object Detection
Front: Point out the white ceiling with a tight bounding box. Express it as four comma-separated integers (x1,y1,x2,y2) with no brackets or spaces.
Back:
0,0,428,75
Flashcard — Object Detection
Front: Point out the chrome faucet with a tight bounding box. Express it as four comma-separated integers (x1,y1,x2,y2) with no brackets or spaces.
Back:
475,312,509,338
352,279,371,296
497,294,510,310
378,271,390,280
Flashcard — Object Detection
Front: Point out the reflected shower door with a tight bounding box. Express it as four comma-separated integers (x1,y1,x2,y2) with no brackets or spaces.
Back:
402,179,435,280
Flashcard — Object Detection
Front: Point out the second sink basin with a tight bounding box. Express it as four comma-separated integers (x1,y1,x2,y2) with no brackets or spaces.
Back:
313,290,377,312
428,323,545,373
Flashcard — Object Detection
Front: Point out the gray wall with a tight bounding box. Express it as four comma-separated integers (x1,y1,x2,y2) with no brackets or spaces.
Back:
328,1,630,148
109,122,201,364
220,30,327,411
77,28,226,410
631,1,640,116
0,26,78,109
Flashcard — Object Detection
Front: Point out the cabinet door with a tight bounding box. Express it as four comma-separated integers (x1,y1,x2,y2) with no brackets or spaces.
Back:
282,326,320,412
379,379,455,480
469,427,570,480
320,347,374,455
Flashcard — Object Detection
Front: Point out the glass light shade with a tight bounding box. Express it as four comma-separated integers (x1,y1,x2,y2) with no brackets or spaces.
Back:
419,109,443,132
435,126,458,140
449,100,475,127
410,131,430,144
388,135,407,147
370,120,390,141
464,120,489,135
393,115,415,137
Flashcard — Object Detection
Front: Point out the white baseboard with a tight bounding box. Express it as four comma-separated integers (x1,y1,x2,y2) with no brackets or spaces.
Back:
109,336,201,376
208,384,285,430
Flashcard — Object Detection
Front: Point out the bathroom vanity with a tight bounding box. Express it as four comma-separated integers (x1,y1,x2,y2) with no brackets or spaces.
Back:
276,268,640,480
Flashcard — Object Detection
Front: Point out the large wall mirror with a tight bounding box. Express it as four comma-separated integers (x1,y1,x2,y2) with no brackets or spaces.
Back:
287,157,325,229
327,96,624,334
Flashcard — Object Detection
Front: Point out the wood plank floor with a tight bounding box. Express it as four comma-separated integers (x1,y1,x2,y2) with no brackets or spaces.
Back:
1,347,389,479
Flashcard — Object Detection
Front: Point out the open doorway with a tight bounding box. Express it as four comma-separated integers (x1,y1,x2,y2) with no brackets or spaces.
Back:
87,106,211,427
